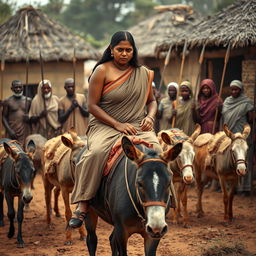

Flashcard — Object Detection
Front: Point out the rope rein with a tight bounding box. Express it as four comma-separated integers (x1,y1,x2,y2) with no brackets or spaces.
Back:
124,157,170,224
124,158,145,223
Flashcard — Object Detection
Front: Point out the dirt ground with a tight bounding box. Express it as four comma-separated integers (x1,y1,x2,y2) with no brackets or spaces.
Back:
0,175,256,256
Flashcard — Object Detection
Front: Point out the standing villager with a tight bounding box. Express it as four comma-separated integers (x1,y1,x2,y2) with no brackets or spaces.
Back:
222,80,254,196
2,80,31,146
193,79,223,134
157,82,178,131
173,80,196,136
29,80,61,139
69,31,164,228
58,78,89,136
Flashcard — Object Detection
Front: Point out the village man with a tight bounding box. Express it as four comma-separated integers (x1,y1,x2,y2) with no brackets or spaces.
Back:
29,79,61,139
2,80,31,146
58,78,89,136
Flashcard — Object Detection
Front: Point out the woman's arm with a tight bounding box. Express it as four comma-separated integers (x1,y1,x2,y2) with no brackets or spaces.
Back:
88,65,137,135
140,86,157,131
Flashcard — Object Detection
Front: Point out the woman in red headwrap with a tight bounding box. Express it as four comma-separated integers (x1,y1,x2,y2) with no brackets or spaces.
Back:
193,79,223,134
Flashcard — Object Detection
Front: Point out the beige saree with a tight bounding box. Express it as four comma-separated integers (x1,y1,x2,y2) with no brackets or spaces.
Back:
71,66,162,204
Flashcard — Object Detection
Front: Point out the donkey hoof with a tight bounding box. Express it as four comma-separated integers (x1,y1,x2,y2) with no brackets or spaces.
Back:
79,235,86,241
55,213,61,218
17,242,25,248
64,240,73,246
8,231,15,238
183,224,192,229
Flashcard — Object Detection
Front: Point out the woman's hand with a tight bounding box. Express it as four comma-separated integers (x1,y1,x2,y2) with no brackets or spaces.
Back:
140,116,154,131
114,122,137,135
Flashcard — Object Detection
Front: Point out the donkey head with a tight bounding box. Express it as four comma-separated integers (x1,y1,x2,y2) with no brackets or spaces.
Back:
122,136,182,239
4,142,35,204
61,130,87,165
223,124,251,176
160,124,201,184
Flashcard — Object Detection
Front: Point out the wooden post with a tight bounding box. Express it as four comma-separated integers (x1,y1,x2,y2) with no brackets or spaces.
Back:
251,73,256,196
212,43,231,134
25,55,29,113
39,49,49,137
158,44,173,93
172,39,188,128
73,48,76,128
0,56,5,138
193,44,206,101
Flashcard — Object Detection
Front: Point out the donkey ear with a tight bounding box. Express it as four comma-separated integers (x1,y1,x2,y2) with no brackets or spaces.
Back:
188,124,201,143
68,127,78,140
27,139,36,153
161,132,172,145
61,135,73,149
121,136,145,164
223,124,235,139
4,142,19,161
242,124,251,139
160,142,182,162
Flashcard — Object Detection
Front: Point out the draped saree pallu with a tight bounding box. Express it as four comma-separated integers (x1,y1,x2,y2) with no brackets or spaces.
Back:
71,66,162,204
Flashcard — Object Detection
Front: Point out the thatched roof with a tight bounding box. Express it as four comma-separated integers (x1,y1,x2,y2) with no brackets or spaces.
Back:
0,6,99,62
157,0,256,52
128,4,202,58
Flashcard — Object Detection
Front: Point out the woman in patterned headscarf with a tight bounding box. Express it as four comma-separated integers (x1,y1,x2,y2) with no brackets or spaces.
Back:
195,79,223,134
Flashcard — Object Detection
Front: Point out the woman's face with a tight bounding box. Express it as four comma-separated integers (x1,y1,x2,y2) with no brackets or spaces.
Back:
168,86,177,99
201,85,211,98
180,86,191,100
230,86,241,98
112,40,134,66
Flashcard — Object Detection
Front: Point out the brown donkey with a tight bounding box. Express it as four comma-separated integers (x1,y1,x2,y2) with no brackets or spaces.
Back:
42,130,87,244
193,124,251,222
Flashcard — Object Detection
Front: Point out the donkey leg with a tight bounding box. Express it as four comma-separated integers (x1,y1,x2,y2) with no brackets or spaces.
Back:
219,176,229,221
144,234,160,256
85,209,98,256
228,180,236,222
53,186,61,217
61,187,73,245
43,177,54,226
17,198,25,248
5,192,15,238
181,184,190,228
0,192,4,226
110,225,128,256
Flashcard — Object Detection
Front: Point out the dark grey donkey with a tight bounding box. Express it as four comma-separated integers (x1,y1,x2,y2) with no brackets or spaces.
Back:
82,136,182,256
0,138,35,248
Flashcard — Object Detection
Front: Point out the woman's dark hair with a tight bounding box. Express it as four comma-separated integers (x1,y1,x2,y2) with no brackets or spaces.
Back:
90,31,140,79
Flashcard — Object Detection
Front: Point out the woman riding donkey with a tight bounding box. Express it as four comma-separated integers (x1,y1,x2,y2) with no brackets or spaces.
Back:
69,31,174,228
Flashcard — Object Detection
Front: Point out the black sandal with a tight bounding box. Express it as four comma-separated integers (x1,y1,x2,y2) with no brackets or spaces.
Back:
68,210,87,229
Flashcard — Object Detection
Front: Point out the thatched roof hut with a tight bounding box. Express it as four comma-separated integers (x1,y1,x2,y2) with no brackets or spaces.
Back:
0,5,99,62
128,4,202,88
130,4,202,58
0,6,99,99
155,0,256,101
157,0,256,51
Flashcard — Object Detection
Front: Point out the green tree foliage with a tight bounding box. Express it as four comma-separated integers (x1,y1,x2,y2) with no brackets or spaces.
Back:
0,0,13,24
214,0,237,12
38,0,64,22
37,0,238,47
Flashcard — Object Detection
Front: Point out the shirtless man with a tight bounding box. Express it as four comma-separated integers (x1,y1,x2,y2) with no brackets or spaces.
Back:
2,80,31,146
